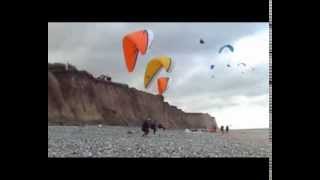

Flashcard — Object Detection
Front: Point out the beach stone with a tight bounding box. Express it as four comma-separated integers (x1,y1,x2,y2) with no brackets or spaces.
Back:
48,126,271,158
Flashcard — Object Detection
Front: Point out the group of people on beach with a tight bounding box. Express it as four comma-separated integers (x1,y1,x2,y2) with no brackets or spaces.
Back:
141,118,166,137
141,117,230,136
220,125,230,134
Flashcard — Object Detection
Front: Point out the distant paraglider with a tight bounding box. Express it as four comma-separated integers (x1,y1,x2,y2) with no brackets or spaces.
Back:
210,65,216,78
219,44,234,54
237,62,257,74
218,44,234,69
237,62,246,73
237,62,247,67
200,39,205,44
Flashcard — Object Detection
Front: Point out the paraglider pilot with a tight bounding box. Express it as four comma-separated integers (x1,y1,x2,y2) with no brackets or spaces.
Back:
142,118,150,137
150,119,158,135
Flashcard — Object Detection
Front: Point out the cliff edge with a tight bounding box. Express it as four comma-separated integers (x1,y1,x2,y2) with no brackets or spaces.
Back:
48,63,218,129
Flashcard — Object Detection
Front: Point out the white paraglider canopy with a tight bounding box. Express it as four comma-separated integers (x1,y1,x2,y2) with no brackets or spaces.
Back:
146,29,154,49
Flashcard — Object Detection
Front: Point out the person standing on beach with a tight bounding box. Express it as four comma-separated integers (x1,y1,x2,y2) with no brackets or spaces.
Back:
220,126,224,134
150,119,157,135
226,125,229,133
142,118,151,137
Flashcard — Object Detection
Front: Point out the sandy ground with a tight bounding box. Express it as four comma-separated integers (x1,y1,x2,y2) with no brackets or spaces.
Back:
48,126,271,158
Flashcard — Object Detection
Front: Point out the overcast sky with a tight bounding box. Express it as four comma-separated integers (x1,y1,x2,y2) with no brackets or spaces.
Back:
48,23,269,129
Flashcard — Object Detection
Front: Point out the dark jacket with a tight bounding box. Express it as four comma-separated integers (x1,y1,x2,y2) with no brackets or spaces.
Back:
150,122,156,130
142,120,150,132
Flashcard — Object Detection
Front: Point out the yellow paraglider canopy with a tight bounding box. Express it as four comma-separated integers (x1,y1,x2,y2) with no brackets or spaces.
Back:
144,56,172,88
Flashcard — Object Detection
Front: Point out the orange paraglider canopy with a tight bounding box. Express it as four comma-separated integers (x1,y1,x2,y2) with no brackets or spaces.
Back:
157,77,169,95
122,30,151,72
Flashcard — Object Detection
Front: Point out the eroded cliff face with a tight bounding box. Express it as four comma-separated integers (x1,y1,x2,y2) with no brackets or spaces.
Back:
48,63,217,129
